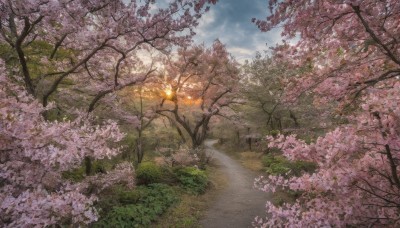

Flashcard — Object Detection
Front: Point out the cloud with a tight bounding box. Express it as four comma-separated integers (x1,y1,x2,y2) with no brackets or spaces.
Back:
192,0,283,63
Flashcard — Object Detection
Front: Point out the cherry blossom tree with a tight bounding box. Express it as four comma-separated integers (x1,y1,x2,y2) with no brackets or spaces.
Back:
253,1,400,227
157,40,240,148
0,0,217,174
0,62,135,227
0,0,217,109
0,0,218,226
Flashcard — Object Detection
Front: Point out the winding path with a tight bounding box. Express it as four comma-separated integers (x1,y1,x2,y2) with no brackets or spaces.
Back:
200,140,271,228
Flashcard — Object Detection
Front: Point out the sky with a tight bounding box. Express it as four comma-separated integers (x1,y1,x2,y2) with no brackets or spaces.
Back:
193,0,283,63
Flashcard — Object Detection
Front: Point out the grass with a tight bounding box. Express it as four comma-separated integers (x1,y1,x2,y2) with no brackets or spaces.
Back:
239,151,264,172
151,162,228,228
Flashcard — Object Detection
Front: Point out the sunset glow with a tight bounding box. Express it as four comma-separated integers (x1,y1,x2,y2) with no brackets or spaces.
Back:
164,86,174,100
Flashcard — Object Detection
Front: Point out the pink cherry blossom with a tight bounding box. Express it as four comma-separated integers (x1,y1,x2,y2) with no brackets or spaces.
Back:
254,1,400,227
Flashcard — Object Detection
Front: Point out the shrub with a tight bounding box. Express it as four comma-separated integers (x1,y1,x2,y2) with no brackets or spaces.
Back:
289,160,317,176
262,154,277,167
174,167,208,194
93,184,178,227
159,166,179,184
268,162,291,175
92,160,107,174
269,130,280,137
262,155,316,177
61,166,85,182
136,162,162,185
117,190,142,205
138,183,178,208
61,160,106,182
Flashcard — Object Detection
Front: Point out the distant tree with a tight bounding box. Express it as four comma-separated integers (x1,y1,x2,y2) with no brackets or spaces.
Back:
242,51,335,138
242,51,299,131
157,41,240,148
116,86,158,163
254,1,400,227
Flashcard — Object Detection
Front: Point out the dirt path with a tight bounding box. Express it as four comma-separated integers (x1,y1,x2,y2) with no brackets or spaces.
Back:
200,140,271,228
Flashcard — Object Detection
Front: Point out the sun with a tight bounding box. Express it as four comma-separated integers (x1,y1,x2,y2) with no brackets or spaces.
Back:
164,85,174,100
165,88,173,97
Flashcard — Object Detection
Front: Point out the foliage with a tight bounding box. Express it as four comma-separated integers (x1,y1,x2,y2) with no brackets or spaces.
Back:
241,51,334,141
268,130,280,137
241,52,299,131
93,184,178,228
92,160,107,174
269,190,301,207
174,167,209,194
63,160,107,181
116,189,142,205
254,1,400,227
159,166,180,185
136,162,162,185
262,155,316,177
61,166,86,182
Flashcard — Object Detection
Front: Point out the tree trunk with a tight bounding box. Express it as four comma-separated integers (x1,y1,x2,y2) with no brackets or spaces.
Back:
85,156,92,176
136,144,144,164
289,110,300,128
248,138,252,151
136,131,144,164
191,137,201,149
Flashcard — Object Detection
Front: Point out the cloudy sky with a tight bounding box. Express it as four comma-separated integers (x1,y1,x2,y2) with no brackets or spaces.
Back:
193,0,283,63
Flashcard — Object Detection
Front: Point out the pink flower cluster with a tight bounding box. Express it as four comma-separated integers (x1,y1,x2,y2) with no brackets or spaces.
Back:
254,0,400,227
0,63,132,227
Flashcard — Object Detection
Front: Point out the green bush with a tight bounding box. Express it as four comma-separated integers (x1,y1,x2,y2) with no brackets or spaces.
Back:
269,130,280,137
136,162,162,185
174,167,208,194
93,184,178,227
263,155,316,177
93,186,142,217
61,166,85,182
117,189,142,205
268,163,291,175
92,160,106,174
61,160,108,182
262,154,277,167
159,166,179,184
289,160,317,176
